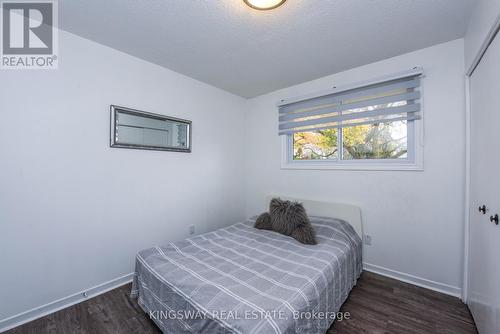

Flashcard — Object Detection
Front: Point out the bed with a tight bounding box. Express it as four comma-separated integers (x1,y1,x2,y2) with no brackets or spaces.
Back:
131,196,363,334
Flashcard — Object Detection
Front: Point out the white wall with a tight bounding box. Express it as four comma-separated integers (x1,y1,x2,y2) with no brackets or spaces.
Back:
244,39,466,294
464,0,500,71
0,30,246,322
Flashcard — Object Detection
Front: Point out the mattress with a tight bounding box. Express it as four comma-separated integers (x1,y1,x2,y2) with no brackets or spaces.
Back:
131,216,362,334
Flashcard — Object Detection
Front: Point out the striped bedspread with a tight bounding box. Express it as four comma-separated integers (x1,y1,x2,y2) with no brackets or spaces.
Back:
131,216,362,334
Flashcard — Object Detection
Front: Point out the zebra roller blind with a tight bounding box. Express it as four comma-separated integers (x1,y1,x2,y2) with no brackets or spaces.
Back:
278,73,422,136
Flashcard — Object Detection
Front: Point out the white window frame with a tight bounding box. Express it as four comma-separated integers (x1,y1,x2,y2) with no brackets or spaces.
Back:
280,70,424,171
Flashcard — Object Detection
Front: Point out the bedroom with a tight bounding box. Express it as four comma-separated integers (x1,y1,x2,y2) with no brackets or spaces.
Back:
0,0,499,333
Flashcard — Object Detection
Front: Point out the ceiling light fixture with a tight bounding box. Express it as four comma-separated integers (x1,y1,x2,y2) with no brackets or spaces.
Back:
243,0,286,10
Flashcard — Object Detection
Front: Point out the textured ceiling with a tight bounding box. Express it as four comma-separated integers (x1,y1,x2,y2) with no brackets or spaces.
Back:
58,0,475,98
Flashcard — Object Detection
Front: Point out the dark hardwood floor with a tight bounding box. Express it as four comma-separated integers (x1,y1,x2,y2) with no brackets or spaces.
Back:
329,272,477,334
5,272,477,334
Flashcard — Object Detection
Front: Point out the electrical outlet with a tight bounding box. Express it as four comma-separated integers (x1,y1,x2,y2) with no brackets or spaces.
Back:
189,225,195,235
364,235,372,246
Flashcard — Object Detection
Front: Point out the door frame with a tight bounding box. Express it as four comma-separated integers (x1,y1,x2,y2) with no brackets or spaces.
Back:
462,13,500,303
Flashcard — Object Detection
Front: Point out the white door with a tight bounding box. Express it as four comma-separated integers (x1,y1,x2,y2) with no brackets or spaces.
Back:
468,31,500,334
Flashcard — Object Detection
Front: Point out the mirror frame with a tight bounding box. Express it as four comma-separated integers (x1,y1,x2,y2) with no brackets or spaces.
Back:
110,105,192,153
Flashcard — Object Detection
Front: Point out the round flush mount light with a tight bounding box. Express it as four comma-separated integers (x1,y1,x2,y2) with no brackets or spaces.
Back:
243,0,286,10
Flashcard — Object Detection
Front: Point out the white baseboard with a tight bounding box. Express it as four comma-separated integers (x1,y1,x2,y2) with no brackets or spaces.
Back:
363,263,462,298
0,273,134,333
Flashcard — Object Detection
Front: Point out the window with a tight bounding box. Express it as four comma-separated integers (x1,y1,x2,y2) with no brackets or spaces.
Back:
293,120,410,160
279,70,423,170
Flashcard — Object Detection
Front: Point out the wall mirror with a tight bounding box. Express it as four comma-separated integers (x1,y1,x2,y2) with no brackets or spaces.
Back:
110,105,191,152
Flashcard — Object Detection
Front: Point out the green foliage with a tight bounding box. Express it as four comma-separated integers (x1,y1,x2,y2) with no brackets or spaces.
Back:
293,122,407,160
293,129,338,159
343,123,407,159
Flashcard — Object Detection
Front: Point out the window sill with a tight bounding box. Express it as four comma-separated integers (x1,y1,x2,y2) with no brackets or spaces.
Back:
281,161,424,171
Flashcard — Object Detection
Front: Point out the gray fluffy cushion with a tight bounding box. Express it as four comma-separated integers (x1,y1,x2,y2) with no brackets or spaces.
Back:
254,198,317,245
254,212,272,230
